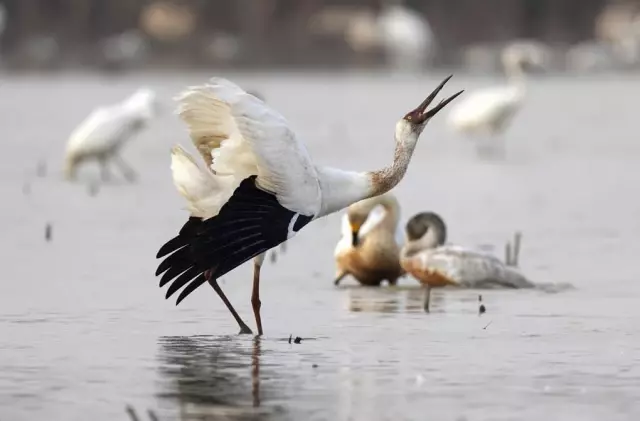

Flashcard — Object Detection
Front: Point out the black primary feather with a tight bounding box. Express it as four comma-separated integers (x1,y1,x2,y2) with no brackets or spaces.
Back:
155,176,313,305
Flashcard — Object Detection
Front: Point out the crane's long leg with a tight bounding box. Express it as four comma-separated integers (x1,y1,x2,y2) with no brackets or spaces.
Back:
251,253,265,336
206,270,253,335
113,153,137,182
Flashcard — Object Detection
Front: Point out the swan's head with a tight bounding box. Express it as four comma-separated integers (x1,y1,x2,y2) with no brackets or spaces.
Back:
502,42,548,76
347,193,397,246
405,211,447,248
396,75,463,144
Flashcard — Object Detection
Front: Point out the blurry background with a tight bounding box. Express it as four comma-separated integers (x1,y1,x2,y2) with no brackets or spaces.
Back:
2,0,640,73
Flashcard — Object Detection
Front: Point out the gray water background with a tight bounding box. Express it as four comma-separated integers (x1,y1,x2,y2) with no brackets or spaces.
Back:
1,71,640,420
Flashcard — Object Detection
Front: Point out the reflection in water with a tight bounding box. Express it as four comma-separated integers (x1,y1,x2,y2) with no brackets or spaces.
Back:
344,286,447,313
342,282,574,314
156,336,285,421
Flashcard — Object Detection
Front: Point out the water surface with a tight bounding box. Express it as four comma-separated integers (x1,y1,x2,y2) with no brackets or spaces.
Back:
1,71,640,420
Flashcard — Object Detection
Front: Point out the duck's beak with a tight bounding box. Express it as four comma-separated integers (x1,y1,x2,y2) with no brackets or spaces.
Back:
409,75,464,124
350,222,362,247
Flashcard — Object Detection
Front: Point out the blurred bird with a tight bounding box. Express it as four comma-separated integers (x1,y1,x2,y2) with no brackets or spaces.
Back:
334,192,404,286
155,76,462,335
376,0,435,72
64,88,158,182
447,41,546,158
400,212,534,313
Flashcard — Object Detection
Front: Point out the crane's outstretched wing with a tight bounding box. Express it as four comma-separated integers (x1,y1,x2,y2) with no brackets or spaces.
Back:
175,78,322,216
156,176,313,305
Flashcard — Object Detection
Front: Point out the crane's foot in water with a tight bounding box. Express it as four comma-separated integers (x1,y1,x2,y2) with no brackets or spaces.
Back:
238,324,253,335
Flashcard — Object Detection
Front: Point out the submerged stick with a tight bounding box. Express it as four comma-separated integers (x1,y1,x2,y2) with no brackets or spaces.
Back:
512,231,522,267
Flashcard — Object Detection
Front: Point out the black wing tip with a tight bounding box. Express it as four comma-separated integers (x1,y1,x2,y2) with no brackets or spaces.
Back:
156,217,204,259
156,236,184,259
175,274,207,305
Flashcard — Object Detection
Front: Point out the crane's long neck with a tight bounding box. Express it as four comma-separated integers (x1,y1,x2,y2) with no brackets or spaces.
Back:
316,128,418,218
369,138,416,198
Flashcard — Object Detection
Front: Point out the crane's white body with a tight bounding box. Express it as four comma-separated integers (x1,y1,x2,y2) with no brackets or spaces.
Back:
64,88,157,180
170,77,439,229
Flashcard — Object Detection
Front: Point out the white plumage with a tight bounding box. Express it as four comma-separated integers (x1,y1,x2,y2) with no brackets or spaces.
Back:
335,201,404,258
447,85,523,136
157,76,462,334
377,3,434,72
447,42,546,156
333,193,405,286
406,244,532,289
64,88,157,181
400,212,534,312
173,79,320,219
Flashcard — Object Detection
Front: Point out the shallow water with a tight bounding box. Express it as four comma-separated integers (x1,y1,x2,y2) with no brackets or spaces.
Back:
2,71,640,420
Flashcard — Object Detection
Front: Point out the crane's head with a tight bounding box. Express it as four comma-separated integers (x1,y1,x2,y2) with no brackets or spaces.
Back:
396,75,463,143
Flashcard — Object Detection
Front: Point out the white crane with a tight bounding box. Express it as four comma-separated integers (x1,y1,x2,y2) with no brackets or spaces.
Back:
447,42,545,158
64,88,158,182
155,76,462,335
400,211,535,312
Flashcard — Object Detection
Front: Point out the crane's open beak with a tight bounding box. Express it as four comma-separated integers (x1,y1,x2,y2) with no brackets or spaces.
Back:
409,75,464,124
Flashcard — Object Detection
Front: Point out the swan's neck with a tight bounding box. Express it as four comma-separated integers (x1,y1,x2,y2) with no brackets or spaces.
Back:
378,195,401,230
400,226,443,259
504,62,527,92
316,135,417,217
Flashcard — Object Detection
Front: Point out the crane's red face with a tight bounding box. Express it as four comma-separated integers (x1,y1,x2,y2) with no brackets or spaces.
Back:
403,75,463,125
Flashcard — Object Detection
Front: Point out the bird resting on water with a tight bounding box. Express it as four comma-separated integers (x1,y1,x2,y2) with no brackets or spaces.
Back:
333,192,405,286
400,211,535,312
155,76,462,335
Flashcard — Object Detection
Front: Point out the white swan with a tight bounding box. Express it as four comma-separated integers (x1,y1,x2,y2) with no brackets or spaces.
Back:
64,88,158,182
400,211,535,312
333,192,405,286
155,76,462,335
447,42,545,158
